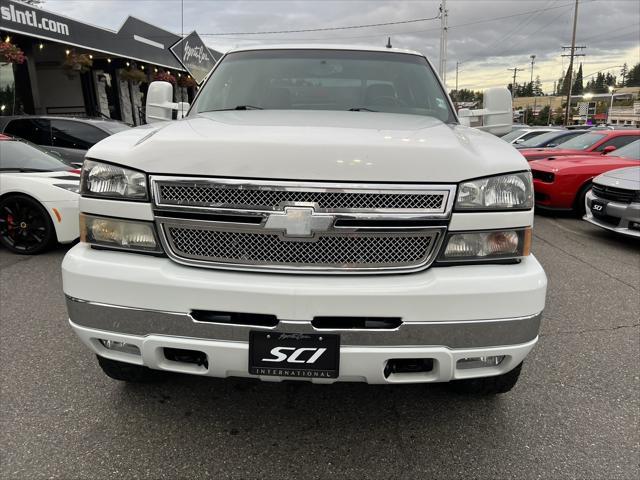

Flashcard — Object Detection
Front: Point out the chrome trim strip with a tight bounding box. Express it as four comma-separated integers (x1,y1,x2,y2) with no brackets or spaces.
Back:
66,296,542,348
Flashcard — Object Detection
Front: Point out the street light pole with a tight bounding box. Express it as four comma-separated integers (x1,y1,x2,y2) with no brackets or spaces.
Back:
608,86,614,125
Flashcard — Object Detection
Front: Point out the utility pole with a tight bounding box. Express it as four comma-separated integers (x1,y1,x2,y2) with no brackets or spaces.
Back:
455,61,460,92
563,0,581,126
439,0,448,86
508,67,525,99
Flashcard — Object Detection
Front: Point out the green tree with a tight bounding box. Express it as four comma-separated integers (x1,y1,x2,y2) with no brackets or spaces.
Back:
620,63,629,86
625,63,640,87
533,76,543,96
571,64,583,95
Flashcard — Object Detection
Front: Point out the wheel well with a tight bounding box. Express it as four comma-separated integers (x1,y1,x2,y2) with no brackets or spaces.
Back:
574,179,593,205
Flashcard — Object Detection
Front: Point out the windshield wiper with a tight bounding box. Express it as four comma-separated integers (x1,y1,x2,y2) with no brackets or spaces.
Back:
348,107,378,112
205,105,264,112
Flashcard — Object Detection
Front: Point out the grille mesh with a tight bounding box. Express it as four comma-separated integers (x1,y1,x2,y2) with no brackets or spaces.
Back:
165,225,437,269
157,183,445,211
592,184,638,204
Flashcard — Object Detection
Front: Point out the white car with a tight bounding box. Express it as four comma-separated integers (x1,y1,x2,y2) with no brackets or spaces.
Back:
63,46,547,395
501,127,562,145
0,135,80,254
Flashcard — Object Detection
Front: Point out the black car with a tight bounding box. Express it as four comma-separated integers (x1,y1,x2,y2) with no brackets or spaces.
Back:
0,116,130,167
514,129,586,149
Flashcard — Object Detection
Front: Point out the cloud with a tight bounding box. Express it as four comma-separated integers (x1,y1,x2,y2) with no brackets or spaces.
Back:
43,0,640,92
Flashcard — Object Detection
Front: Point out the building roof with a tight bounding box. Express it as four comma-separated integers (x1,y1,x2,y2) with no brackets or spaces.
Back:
0,0,221,71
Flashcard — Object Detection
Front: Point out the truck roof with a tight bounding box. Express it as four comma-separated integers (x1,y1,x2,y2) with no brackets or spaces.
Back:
225,44,424,57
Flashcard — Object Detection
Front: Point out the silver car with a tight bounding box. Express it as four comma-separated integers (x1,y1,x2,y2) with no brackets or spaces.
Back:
584,147,640,238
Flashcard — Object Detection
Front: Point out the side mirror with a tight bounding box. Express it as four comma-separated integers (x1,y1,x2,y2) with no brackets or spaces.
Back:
601,145,616,154
482,88,513,136
514,138,525,144
145,81,191,124
458,87,512,136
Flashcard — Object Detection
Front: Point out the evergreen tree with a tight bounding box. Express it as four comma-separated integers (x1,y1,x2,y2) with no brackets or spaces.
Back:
571,64,584,95
625,63,639,86
533,76,543,96
620,63,629,86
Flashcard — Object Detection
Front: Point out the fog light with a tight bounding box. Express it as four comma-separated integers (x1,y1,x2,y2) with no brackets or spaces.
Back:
99,339,140,356
80,214,161,252
457,355,505,370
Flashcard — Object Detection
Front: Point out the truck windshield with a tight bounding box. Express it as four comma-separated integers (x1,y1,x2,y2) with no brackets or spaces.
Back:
192,49,456,123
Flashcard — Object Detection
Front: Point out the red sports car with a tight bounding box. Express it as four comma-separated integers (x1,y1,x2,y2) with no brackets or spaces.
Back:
530,140,640,213
520,129,639,161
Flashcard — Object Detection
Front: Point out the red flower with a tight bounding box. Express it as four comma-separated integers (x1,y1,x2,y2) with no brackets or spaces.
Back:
153,72,177,85
0,42,26,64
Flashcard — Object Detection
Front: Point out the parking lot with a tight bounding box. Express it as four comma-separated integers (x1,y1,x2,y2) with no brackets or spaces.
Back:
0,215,638,479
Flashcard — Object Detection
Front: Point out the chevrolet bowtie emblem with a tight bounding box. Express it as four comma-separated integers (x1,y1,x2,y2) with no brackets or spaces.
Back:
264,206,333,238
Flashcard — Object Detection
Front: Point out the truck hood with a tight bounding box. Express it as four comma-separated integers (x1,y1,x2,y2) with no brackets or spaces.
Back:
87,110,528,183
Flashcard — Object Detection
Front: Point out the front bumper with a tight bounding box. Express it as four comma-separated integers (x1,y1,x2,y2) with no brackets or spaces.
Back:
584,190,640,238
63,244,547,384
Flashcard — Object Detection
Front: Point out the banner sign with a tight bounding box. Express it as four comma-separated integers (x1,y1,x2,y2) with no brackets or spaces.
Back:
170,31,217,84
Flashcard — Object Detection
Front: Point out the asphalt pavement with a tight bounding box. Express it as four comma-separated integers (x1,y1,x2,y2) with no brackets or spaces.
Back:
1,215,638,479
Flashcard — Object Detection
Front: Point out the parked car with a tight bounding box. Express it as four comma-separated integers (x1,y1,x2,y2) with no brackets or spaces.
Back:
500,127,561,145
63,46,547,395
514,129,585,149
584,163,640,237
520,129,640,161
530,139,640,214
0,116,130,167
0,134,80,254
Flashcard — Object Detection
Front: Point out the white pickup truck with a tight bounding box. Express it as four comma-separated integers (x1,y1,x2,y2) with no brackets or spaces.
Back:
62,46,547,394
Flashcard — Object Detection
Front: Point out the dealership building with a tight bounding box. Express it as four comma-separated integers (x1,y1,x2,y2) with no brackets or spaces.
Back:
0,0,220,125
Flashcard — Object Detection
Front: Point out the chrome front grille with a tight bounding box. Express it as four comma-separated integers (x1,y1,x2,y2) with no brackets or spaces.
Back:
152,177,455,274
163,222,439,270
154,179,449,213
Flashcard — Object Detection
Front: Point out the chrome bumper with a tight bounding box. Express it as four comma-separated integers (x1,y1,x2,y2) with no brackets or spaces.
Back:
66,296,542,349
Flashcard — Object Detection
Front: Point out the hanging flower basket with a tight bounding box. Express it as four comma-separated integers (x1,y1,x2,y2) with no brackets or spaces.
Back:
120,68,148,84
0,42,26,64
178,75,197,88
63,50,93,75
153,71,177,85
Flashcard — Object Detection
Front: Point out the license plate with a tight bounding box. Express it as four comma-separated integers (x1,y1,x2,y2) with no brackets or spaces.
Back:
249,331,340,379
591,200,608,217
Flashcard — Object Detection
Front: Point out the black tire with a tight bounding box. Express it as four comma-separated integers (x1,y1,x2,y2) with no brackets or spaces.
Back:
97,355,163,383
573,182,592,217
448,362,523,395
0,194,56,255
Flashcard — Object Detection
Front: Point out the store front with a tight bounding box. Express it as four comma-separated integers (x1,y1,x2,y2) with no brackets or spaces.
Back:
0,0,219,124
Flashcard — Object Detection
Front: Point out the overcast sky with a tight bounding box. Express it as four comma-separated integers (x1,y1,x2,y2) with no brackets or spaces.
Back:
43,0,640,92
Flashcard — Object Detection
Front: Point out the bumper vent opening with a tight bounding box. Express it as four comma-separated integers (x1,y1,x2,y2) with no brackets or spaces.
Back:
312,316,402,330
384,358,434,378
163,347,209,368
191,310,279,327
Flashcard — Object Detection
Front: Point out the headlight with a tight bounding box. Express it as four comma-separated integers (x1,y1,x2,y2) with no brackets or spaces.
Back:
80,214,161,253
438,228,531,262
456,172,533,210
81,159,148,200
